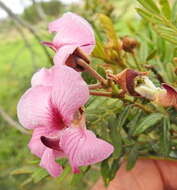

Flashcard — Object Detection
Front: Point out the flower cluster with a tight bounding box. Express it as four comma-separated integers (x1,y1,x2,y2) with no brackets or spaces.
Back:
17,12,113,177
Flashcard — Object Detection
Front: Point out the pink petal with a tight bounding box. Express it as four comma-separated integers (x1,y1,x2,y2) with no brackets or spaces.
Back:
17,86,65,130
48,12,95,49
51,65,89,125
60,127,114,172
28,127,65,177
28,126,61,157
28,127,55,157
17,86,52,129
40,148,63,177
18,65,88,129
53,45,78,65
155,83,177,108
31,67,54,87
53,44,95,66
80,44,95,55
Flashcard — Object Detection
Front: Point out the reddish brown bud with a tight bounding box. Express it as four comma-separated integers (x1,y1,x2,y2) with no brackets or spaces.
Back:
121,36,139,53
66,48,90,72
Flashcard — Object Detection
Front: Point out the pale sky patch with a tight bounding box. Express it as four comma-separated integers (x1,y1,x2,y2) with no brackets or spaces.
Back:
0,0,81,18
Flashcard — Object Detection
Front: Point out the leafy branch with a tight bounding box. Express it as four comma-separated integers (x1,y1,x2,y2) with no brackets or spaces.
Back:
137,0,177,45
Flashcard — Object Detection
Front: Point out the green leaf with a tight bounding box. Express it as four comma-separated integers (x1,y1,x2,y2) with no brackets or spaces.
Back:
31,168,48,183
110,159,120,180
86,97,122,131
136,8,163,24
97,66,106,78
57,165,71,183
21,178,33,187
126,145,139,170
137,0,160,14
71,172,84,186
127,110,143,136
117,106,131,128
160,118,171,157
101,159,110,186
172,0,177,24
10,166,36,175
153,25,177,45
136,6,177,45
20,167,49,186
108,118,122,159
133,113,163,136
159,0,171,19
146,49,157,61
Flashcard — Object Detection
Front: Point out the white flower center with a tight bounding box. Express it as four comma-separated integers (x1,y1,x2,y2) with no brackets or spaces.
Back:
135,76,166,100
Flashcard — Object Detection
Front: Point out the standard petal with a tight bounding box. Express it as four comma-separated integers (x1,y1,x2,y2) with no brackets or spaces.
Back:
80,44,95,56
60,127,114,172
51,65,89,124
48,12,95,48
40,148,63,177
31,67,54,87
53,45,78,65
53,44,95,66
17,86,52,129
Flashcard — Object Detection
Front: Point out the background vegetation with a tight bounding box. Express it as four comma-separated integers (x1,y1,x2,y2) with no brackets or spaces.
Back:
0,0,176,189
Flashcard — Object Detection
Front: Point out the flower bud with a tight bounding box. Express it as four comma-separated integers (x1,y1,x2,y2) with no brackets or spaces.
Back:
121,36,139,53
66,48,90,72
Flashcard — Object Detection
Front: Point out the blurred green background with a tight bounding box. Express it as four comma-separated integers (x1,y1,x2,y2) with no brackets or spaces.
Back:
0,0,176,189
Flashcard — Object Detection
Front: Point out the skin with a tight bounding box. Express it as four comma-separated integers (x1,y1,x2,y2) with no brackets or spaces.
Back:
91,159,177,190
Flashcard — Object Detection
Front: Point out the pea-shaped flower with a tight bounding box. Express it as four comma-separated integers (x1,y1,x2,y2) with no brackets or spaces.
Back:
17,65,113,177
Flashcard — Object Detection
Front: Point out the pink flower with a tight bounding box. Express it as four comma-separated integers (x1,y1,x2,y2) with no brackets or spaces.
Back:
17,65,113,177
154,83,177,109
43,12,95,65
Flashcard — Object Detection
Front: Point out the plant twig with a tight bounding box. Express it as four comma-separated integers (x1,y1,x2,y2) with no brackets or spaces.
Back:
0,106,30,134
88,83,102,90
90,91,112,97
77,59,108,86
